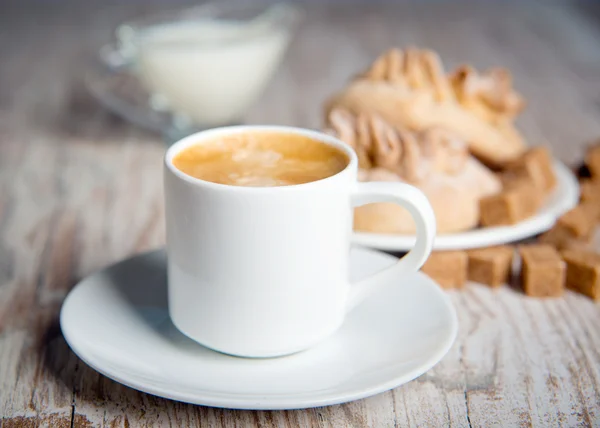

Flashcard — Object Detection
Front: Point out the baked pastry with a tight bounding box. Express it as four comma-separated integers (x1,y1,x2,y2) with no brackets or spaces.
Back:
324,48,526,166
325,107,502,234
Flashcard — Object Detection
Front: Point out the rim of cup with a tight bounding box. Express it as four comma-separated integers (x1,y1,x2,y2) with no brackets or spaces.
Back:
164,125,358,192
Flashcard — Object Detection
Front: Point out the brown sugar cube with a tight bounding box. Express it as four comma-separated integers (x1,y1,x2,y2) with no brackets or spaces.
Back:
578,181,600,222
538,227,592,252
538,203,597,250
555,204,596,239
579,179,600,203
499,173,533,192
559,238,594,252
567,203,596,232
480,182,542,226
505,147,557,192
585,143,600,178
580,200,600,222
561,250,600,301
421,251,468,289
519,245,565,297
467,246,514,287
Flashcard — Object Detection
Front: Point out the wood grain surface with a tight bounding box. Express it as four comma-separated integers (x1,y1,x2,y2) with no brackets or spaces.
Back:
1,1,600,427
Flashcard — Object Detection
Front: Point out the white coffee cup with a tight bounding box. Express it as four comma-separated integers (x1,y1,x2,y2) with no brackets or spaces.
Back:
164,126,436,358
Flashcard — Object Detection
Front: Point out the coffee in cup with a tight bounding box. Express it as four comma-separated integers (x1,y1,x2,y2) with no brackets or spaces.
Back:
172,131,349,187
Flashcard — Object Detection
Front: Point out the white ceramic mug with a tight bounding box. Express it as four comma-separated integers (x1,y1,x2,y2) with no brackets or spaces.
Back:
164,126,436,358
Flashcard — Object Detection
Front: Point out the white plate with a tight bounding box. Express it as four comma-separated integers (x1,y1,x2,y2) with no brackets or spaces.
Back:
352,161,579,252
60,248,457,410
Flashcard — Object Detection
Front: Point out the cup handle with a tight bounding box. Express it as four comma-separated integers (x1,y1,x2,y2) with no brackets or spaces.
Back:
347,181,436,311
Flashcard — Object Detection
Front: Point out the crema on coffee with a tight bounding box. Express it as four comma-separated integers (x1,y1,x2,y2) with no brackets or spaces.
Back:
172,132,348,187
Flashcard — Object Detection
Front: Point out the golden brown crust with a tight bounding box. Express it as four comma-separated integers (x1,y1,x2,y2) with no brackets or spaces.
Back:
325,107,474,183
324,48,527,166
353,182,481,234
449,65,525,123
325,107,502,234
419,128,468,175
325,108,372,168
325,107,423,180
360,48,453,102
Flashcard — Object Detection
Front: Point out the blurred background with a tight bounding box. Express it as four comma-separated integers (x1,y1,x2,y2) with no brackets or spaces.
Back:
1,0,600,165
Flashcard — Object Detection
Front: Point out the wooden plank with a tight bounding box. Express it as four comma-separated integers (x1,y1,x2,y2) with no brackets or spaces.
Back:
0,140,76,427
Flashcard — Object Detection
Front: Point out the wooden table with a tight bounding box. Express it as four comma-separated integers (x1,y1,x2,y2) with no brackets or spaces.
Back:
1,1,600,426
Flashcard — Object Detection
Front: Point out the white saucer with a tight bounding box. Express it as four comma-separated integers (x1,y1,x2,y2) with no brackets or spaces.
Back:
60,247,457,410
352,161,579,252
